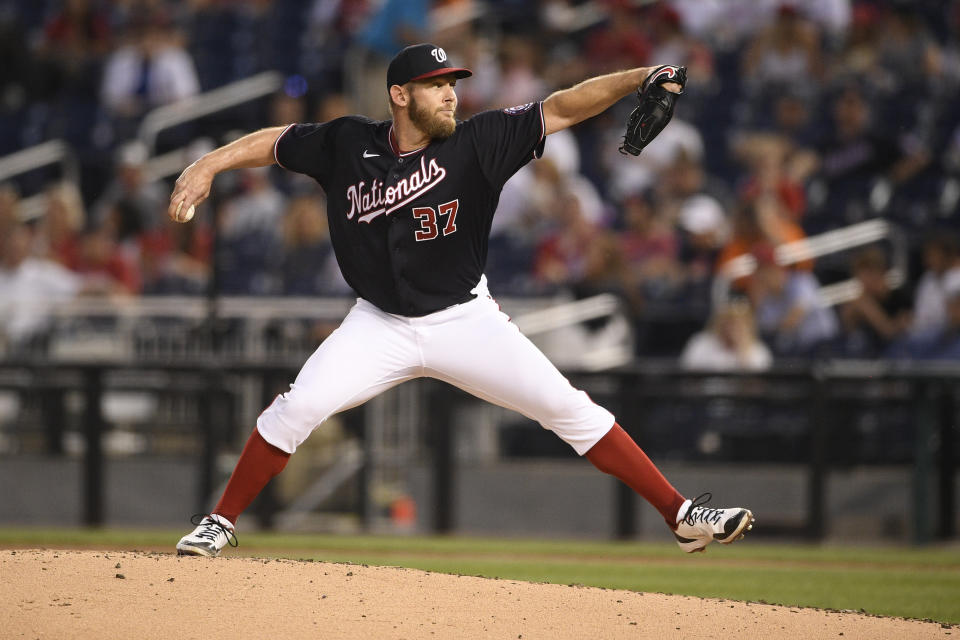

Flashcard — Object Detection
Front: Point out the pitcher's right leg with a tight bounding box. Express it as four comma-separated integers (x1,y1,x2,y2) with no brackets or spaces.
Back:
177,301,421,556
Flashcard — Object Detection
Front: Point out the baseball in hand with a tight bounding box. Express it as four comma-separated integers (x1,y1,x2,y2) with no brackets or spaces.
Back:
176,201,195,222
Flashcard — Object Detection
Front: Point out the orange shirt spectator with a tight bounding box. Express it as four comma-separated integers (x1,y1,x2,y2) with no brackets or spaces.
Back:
718,197,813,291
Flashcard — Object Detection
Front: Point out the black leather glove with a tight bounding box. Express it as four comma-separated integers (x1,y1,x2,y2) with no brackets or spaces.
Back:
619,65,688,156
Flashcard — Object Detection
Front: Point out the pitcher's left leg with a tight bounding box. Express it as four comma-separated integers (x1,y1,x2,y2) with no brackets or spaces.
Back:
420,297,687,527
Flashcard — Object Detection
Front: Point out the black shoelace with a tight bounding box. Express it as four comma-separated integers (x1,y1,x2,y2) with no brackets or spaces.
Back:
683,493,723,527
190,513,239,548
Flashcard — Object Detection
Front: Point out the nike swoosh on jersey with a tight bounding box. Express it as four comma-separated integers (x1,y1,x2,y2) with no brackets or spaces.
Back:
363,150,379,158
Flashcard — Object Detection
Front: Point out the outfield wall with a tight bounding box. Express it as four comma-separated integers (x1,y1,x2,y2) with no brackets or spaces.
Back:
2,455,955,546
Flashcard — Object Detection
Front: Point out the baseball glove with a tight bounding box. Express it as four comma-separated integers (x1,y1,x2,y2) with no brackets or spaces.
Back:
619,65,688,156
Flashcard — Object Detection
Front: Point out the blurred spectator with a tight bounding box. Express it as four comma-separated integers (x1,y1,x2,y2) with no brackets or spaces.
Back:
649,5,713,80
910,233,960,336
835,3,883,81
534,191,601,290
718,197,812,291
808,86,928,229
489,159,567,293
539,0,605,38
736,5,827,152
219,166,287,236
36,183,85,267
448,33,500,116
731,84,820,191
668,0,850,48
0,13,33,122
2,0,958,367
280,195,348,295
351,0,430,118
0,224,82,348
601,115,704,200
742,4,823,91
228,0,308,81
838,247,912,357
769,89,819,151
581,230,627,297
493,36,547,108
306,0,369,91
680,299,772,371
677,193,729,299
315,92,353,123
532,232,636,370
354,0,429,59
583,1,650,75
749,243,838,356
493,127,603,287
138,217,212,295
72,225,141,295
946,122,960,182
268,91,316,196
0,185,21,240
877,5,942,93
217,167,286,295
801,0,852,42
495,158,565,239
269,91,307,129
539,126,607,227
734,135,809,222
648,3,716,120
655,150,729,229
100,12,200,119
37,0,111,100
667,0,772,47
889,270,960,361
618,191,682,305
92,141,167,242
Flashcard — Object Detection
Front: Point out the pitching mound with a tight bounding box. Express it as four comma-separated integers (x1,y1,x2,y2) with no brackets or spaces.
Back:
2,549,951,639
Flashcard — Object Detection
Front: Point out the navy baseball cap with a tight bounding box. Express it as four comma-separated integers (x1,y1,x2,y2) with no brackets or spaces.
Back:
386,44,472,88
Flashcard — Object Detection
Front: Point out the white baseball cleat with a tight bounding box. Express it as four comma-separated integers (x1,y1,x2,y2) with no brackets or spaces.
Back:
176,514,238,557
673,493,754,554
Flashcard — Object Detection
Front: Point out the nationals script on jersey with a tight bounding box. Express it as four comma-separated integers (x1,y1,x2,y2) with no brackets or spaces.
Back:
346,155,447,224
274,102,546,316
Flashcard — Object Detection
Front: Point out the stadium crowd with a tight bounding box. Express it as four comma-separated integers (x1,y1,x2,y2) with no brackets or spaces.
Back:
2,0,960,365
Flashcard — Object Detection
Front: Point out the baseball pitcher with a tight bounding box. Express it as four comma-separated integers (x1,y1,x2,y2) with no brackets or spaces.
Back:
171,44,753,556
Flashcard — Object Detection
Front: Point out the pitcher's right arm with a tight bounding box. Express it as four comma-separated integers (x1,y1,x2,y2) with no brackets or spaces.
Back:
168,125,288,222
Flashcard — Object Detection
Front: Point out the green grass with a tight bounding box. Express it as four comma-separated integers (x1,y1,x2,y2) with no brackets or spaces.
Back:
2,527,959,624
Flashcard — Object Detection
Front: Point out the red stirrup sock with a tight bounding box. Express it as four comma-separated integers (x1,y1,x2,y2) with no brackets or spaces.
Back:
212,428,291,526
585,423,687,529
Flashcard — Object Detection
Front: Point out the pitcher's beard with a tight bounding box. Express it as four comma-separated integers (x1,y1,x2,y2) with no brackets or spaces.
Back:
409,95,456,140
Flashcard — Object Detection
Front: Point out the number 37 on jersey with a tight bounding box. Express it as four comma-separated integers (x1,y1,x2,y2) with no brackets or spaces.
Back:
412,199,459,242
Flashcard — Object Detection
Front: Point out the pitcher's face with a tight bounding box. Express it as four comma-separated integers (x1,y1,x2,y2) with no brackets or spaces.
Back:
407,75,458,140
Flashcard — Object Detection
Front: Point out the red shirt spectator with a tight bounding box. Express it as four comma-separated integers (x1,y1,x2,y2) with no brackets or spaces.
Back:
534,193,600,287
72,228,141,295
584,2,651,74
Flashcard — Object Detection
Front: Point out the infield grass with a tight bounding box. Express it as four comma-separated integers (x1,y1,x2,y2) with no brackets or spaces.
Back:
1,527,958,624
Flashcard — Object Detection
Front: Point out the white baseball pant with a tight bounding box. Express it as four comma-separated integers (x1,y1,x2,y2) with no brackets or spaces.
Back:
257,280,616,456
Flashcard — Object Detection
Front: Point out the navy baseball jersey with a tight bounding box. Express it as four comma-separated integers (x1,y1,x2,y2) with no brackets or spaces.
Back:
274,102,546,316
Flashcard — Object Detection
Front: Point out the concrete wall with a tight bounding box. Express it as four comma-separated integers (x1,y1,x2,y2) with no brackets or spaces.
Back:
0,455,953,544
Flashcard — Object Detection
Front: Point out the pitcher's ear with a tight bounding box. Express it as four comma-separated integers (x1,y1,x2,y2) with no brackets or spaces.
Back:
389,84,408,109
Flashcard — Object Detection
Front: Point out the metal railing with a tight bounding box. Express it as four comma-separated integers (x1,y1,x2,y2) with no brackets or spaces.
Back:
0,72,282,221
714,219,908,307
0,359,954,543
138,71,284,153
0,139,78,185
513,294,632,370
2,293,630,366
0,140,78,222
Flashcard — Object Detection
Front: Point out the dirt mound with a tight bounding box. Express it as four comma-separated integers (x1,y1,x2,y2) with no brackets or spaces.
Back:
2,550,951,639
